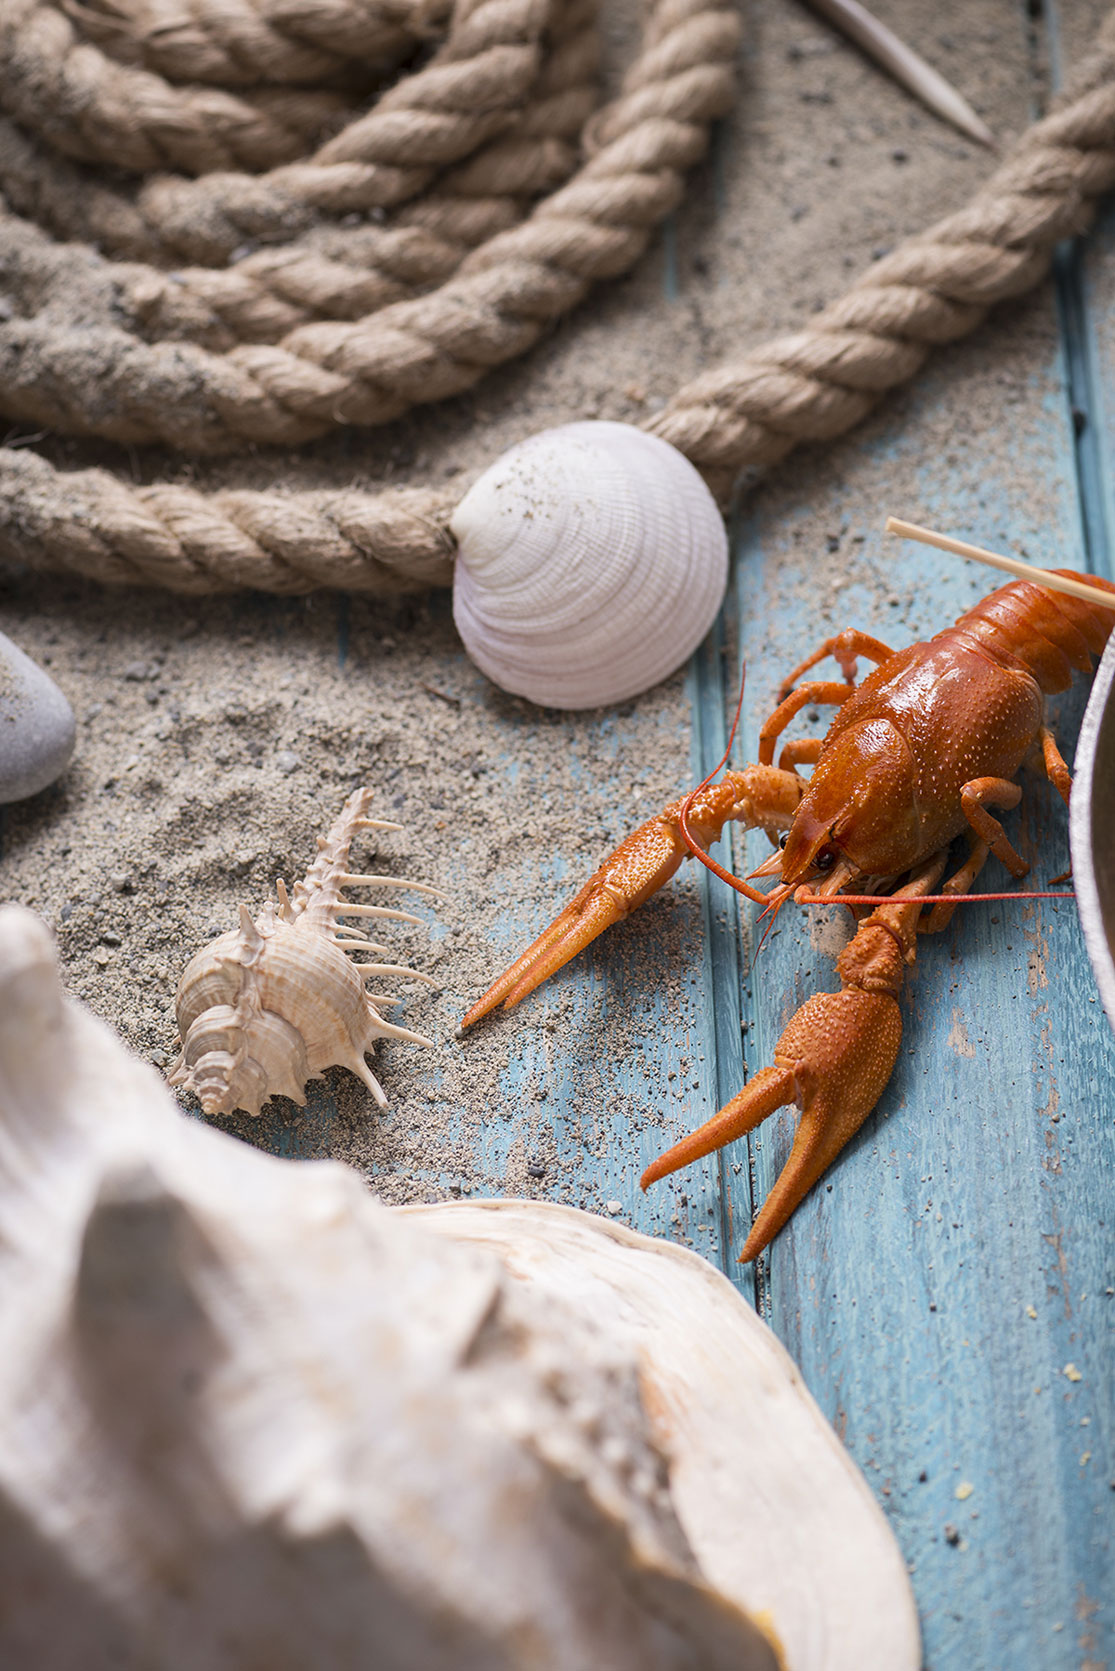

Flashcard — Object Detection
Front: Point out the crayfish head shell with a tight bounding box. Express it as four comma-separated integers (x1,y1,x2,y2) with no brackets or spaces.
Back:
787,720,918,878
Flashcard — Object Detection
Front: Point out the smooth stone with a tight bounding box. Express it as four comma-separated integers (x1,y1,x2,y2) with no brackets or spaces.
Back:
0,632,76,804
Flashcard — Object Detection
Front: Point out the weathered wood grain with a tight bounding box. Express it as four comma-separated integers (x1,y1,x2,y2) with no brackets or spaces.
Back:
707,234,1115,1671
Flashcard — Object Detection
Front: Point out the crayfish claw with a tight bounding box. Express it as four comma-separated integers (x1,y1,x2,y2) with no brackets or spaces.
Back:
737,992,902,1261
462,770,808,1032
642,985,905,1263
640,1065,796,1189
459,880,630,1030
460,808,697,1031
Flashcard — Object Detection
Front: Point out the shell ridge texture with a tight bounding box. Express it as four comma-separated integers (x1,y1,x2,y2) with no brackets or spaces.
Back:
169,787,438,1118
450,421,728,709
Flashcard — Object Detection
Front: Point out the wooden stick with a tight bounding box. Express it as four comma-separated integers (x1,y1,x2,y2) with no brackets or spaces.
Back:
804,0,994,148
884,517,1115,613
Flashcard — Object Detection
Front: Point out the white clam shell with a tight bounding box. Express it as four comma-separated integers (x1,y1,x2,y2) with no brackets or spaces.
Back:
451,422,728,709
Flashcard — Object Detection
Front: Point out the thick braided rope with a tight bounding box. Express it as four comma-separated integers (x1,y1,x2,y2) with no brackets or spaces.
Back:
2,0,552,248
4,9,1115,593
0,35,594,270
645,12,1115,491
1,0,362,173
649,94,1115,489
0,0,739,449
0,0,599,347
0,446,457,593
61,0,452,88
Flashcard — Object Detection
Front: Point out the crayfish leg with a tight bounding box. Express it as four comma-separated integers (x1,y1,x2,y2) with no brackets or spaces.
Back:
777,629,897,699
758,681,854,767
1038,724,1072,806
920,838,989,934
958,776,1027,878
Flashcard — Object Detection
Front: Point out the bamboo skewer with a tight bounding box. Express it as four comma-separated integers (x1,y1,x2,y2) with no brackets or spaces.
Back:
804,0,995,148
884,517,1115,613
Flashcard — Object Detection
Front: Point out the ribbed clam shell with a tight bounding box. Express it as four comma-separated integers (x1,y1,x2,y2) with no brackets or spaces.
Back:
450,422,728,710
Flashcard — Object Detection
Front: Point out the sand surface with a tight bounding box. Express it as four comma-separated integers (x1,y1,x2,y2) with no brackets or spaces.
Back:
0,0,1104,1205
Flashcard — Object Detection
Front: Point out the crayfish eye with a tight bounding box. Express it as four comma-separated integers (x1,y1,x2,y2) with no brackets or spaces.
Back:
813,849,836,873
779,833,789,850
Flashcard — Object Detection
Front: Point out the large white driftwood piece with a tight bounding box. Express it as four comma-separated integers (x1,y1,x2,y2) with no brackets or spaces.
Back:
0,904,919,1670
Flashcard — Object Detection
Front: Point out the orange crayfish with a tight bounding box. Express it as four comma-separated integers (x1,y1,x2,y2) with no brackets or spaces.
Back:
461,570,1115,1262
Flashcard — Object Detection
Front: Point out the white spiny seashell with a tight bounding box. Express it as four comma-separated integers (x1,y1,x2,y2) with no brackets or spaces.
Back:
170,787,442,1116
451,422,729,709
0,904,785,1670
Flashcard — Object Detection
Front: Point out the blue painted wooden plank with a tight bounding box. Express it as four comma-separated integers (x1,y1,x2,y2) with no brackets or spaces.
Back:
688,595,755,1304
711,276,1115,1668
344,637,733,1254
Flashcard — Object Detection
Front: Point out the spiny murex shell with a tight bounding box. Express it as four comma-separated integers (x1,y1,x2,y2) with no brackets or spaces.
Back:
450,421,729,709
0,903,782,1671
170,786,442,1117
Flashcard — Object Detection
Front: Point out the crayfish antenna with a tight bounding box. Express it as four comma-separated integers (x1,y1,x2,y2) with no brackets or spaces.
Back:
754,882,793,954
676,659,783,906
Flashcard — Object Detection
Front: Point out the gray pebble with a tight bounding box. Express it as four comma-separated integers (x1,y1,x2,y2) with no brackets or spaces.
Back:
0,633,76,804
276,749,301,774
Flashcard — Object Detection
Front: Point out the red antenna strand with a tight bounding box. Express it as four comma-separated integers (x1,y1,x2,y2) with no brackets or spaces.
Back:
678,662,757,895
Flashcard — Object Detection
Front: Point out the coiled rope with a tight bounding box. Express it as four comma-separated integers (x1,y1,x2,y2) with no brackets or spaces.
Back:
1,2,1114,592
